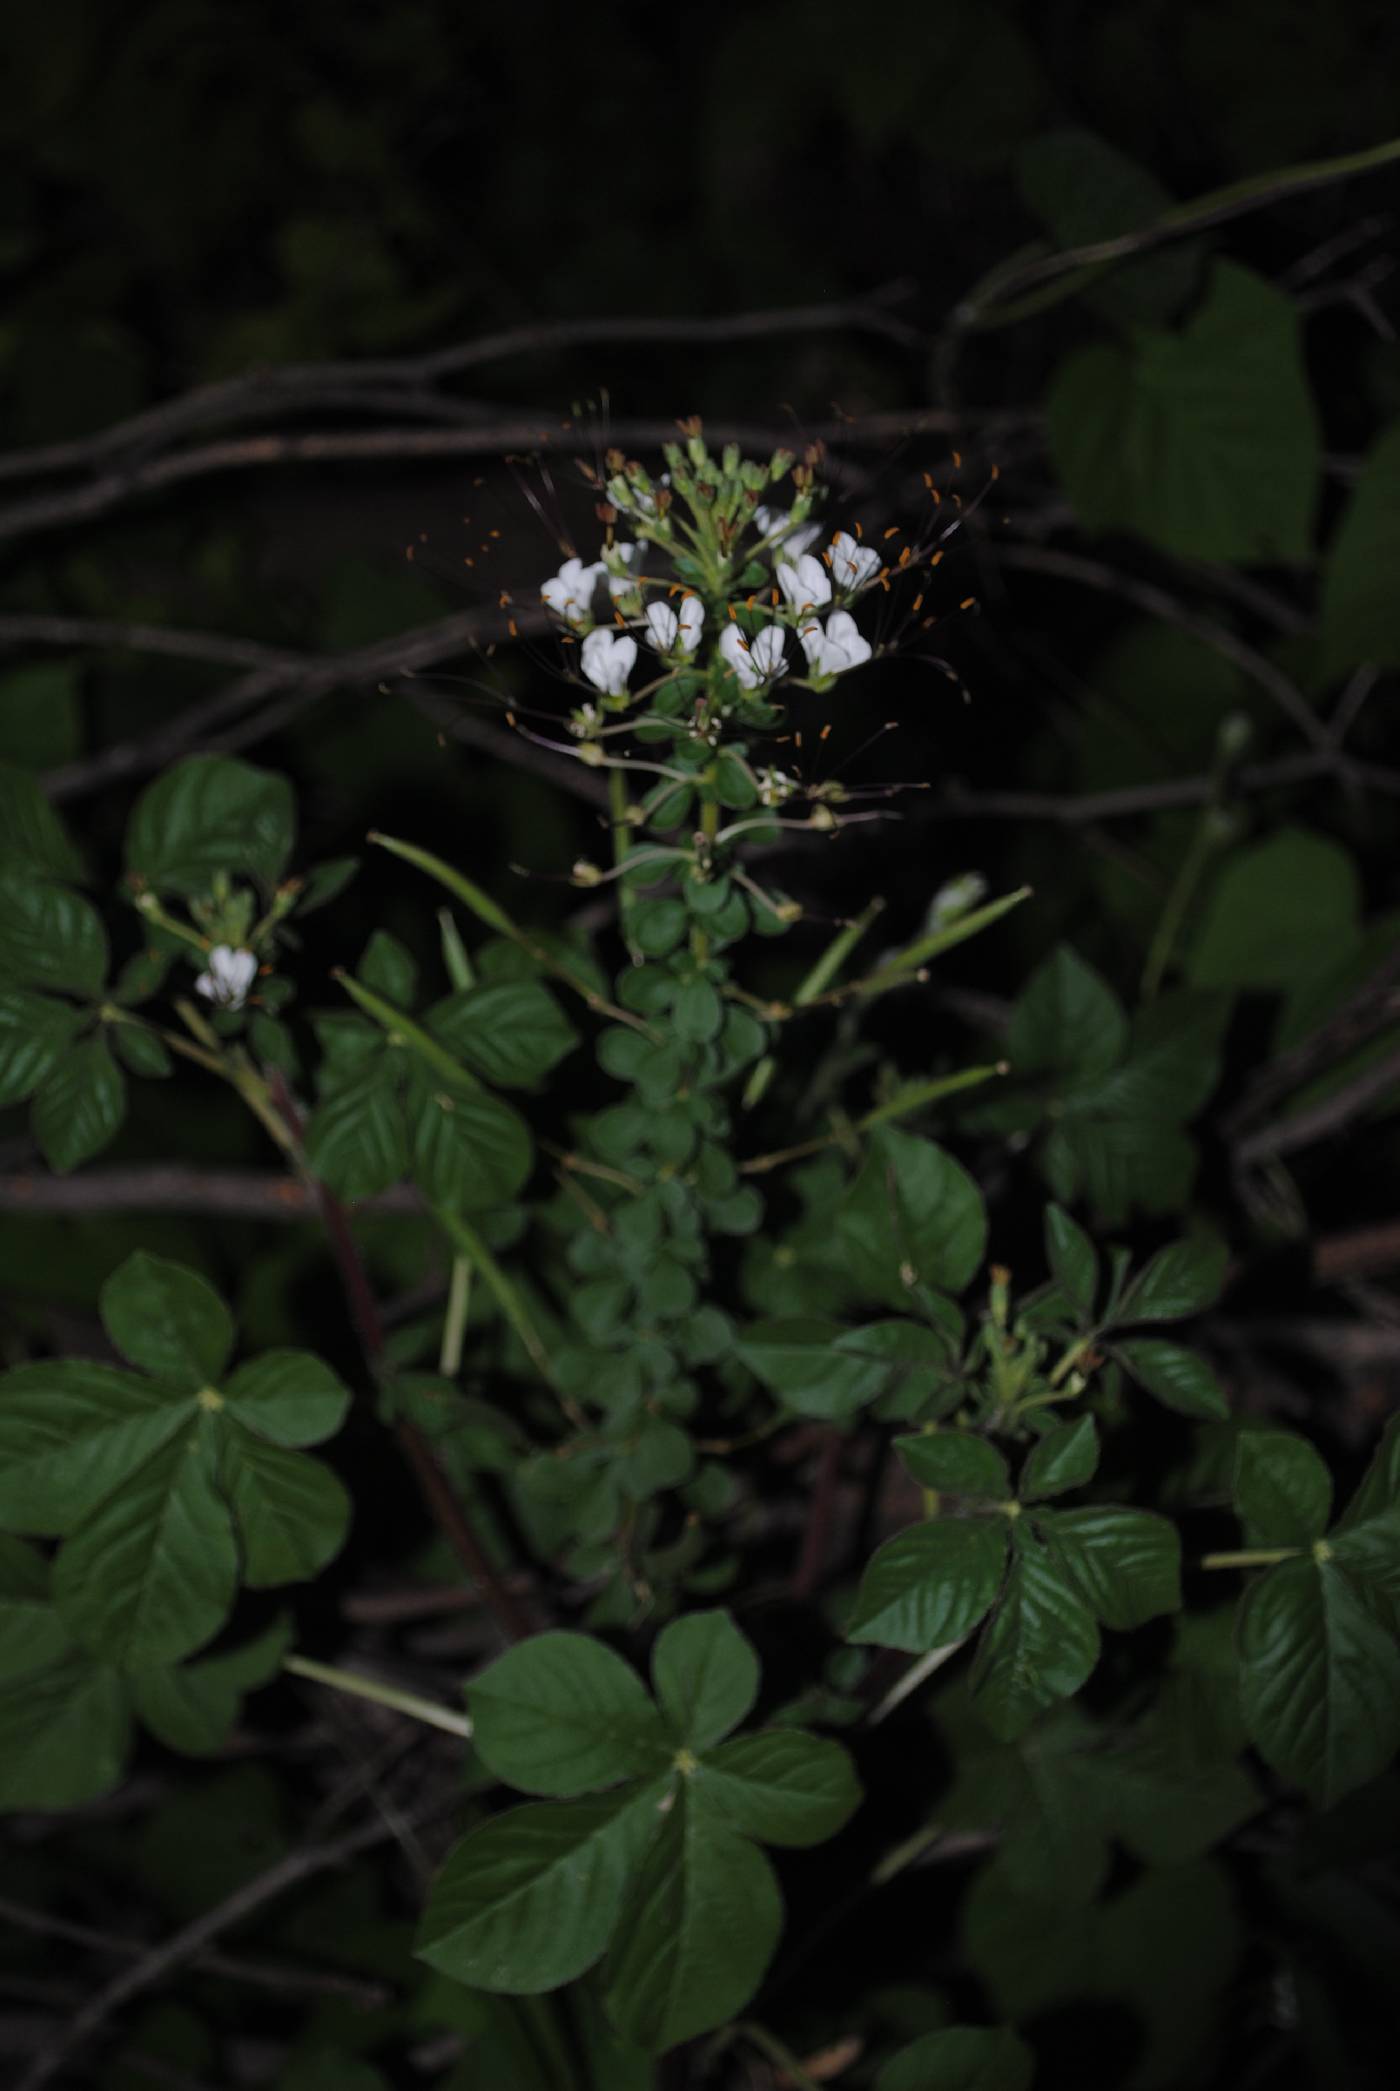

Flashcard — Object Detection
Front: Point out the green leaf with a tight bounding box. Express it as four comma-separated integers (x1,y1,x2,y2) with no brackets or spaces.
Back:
125,755,295,895
53,1423,238,1667
1319,418,1400,674
848,1519,1008,1653
429,980,577,1088
303,1061,407,1200
99,1252,234,1390
356,928,417,1006
132,1614,292,1755
1114,1338,1229,1420
970,1526,1100,1739
0,1651,132,1810
1336,1414,1400,1532
878,2024,1034,2091
1044,1204,1096,1321
417,1785,664,1992
739,1318,895,1420
0,762,82,880
1008,947,1126,1082
1187,828,1360,991
839,1129,987,1306
0,1537,69,1679
113,1020,173,1078
1238,1557,1400,1806
602,1791,782,2051
898,1432,1010,1500
1233,1431,1332,1547
32,1034,126,1171
220,1350,351,1446
0,871,107,994
0,987,81,1105
631,898,688,957
1046,261,1320,563
469,1632,673,1796
1017,124,1199,327
672,978,724,1045
221,1426,351,1586
408,1065,533,1212
1119,1237,1227,1323
650,1610,759,1751
1037,1506,1182,1628
1020,1416,1099,1501
0,1361,193,1533
693,1729,861,1847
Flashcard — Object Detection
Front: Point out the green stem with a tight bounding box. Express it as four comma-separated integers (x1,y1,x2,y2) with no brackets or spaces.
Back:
1200,1547,1300,1570
433,1205,584,1427
1140,811,1226,1002
739,1063,1006,1174
283,1654,472,1739
742,896,886,1110
809,886,1032,1007
439,1257,472,1377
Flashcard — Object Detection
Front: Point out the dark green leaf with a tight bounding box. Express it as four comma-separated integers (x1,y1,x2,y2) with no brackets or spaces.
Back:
125,755,295,894
839,1129,987,1306
303,1062,407,1200
0,762,82,880
878,2024,1034,2091
739,1319,895,1420
1017,124,1199,326
429,981,577,1087
112,1020,173,1078
898,1432,1010,1500
357,929,417,1006
1337,1415,1400,1532
99,1252,234,1389
1319,417,1400,673
0,1537,68,1679
0,987,81,1105
220,1350,350,1446
408,1068,532,1211
1114,1338,1229,1420
1020,1416,1099,1501
970,1526,1100,1739
133,1615,292,1755
469,1632,672,1796
1120,1237,1227,1323
672,979,724,1044
1037,1506,1182,1628
693,1729,861,1847
1008,947,1126,1082
1234,1431,1332,1547
0,1652,132,1810
221,1427,351,1586
650,1610,759,1750
848,1519,1008,1653
0,871,107,994
1044,1204,1096,1321
1188,828,1360,991
0,1360,192,1534
32,1035,125,1171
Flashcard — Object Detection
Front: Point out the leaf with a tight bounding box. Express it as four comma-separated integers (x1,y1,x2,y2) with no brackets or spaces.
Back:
602,1791,782,2052
650,1610,759,1751
220,1351,351,1446
1238,1557,1400,1806
848,1519,1009,1653
1008,946,1126,1083
125,754,295,894
898,1432,1011,1500
0,871,107,994
1119,1237,1227,1323
132,1614,293,1755
839,1129,988,1306
0,1360,193,1534
408,1066,533,1212
468,1632,673,1796
1234,1431,1332,1547
1114,1338,1229,1420
970,1526,1100,1739
1046,261,1320,563
1020,1417,1099,1501
221,1426,351,1586
1336,1414,1400,1532
99,1252,234,1389
0,1651,132,1810
693,1729,861,1847
1044,1204,1096,1321
53,1423,238,1667
1319,418,1400,673
0,762,82,880
0,1537,69,1678
417,1785,664,1993
356,929,417,1007
303,1061,408,1201
1037,1506,1182,1628
429,980,578,1088
1187,828,1360,991
32,1034,126,1171
739,1318,898,1420
0,986,81,1106
878,2024,1035,2091
1017,124,1200,327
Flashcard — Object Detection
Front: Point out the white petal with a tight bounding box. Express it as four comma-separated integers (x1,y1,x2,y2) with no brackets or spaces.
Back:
677,596,704,649
750,625,787,679
825,610,872,670
645,602,679,651
719,623,761,690
779,554,831,611
609,635,637,690
581,628,619,692
194,970,216,1002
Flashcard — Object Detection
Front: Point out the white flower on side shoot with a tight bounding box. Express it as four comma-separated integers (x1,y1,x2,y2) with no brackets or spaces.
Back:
195,945,258,1011
720,622,786,690
606,542,644,601
645,596,704,656
776,553,834,615
828,531,882,592
754,505,821,558
580,627,637,696
541,557,605,626
798,609,872,679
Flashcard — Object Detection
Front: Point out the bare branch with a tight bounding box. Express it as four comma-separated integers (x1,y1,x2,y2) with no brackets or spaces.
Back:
1235,1042,1400,1168
0,1166,422,1220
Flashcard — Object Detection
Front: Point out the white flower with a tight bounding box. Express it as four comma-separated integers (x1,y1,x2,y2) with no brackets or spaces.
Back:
755,505,821,559
797,609,872,678
195,945,258,1011
720,621,786,691
541,556,605,625
606,541,644,601
756,766,798,807
580,626,637,695
776,553,833,614
927,871,989,931
645,596,704,655
828,531,881,592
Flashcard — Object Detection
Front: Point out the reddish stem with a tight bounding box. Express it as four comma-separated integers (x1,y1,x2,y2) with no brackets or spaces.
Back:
791,1428,844,1601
